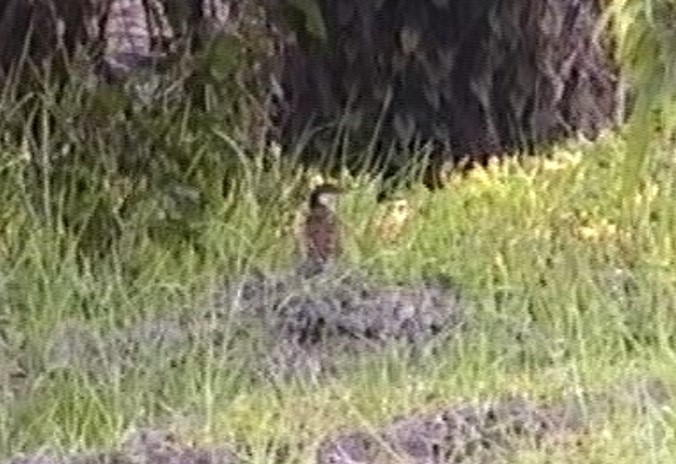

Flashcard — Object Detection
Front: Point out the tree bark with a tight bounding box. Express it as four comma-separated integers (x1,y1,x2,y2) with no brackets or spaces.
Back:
0,0,236,82
271,0,621,175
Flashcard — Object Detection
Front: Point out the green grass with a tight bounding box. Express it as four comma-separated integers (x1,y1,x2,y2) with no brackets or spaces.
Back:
2,129,676,462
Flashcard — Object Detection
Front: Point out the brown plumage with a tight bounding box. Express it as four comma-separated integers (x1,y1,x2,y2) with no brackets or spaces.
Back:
296,184,344,271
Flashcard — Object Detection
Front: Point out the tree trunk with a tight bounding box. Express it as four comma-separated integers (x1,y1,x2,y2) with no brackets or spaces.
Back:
272,0,621,178
0,0,236,82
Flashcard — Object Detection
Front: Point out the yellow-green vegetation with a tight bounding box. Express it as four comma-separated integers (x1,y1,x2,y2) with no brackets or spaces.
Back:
1,125,676,462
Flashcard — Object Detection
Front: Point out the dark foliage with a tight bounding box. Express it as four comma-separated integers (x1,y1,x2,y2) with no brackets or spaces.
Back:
0,1,276,255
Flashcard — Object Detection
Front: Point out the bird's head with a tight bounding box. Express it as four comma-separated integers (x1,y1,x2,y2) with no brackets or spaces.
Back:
309,183,343,211
387,198,411,219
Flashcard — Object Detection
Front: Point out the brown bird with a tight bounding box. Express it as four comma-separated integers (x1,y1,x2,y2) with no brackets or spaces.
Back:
372,197,413,244
296,183,344,274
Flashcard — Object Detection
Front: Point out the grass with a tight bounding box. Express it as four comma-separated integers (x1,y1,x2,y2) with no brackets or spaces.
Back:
1,125,676,462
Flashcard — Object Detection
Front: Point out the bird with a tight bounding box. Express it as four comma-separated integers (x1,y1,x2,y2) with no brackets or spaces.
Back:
295,183,344,274
371,197,413,244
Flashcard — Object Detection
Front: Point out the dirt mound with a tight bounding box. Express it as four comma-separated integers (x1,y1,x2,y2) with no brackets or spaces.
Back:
27,267,466,386
212,267,466,379
317,398,583,464
9,429,241,464
317,378,670,464
8,378,669,464
11,378,668,464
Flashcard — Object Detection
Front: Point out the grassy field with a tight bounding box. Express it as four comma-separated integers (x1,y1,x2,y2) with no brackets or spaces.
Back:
1,129,676,462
